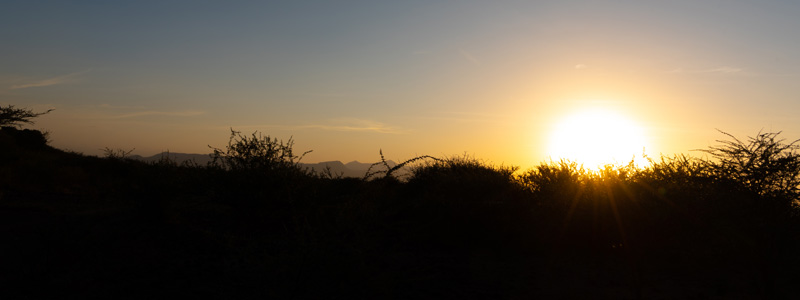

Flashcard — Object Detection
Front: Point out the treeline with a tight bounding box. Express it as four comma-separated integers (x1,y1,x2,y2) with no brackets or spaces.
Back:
1,123,799,299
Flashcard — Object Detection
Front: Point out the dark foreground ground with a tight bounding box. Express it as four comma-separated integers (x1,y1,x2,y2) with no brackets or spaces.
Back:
2,127,799,299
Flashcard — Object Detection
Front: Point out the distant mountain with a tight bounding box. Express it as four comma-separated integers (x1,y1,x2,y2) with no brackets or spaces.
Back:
302,161,360,177
344,160,396,171
303,160,399,178
128,152,404,178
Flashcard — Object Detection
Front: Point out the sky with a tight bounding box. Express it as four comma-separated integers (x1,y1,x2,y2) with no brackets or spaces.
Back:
3,0,800,169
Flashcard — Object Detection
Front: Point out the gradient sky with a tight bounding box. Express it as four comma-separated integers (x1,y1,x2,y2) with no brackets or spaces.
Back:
3,0,800,168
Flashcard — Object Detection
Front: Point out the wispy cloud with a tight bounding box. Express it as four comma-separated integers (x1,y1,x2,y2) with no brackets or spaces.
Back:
459,49,481,66
297,91,352,98
417,111,500,123
231,119,407,134
9,70,89,90
669,66,748,75
106,110,206,119
297,123,404,134
97,103,146,110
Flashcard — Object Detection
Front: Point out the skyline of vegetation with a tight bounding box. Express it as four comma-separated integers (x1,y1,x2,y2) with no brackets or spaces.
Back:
3,107,799,298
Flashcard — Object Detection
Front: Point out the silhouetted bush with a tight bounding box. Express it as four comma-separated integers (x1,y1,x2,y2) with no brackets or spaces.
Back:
0,126,49,152
0,105,52,158
518,160,588,202
209,129,310,173
408,154,521,203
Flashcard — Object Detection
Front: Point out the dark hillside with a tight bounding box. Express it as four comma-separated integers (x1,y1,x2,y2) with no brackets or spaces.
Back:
1,127,799,299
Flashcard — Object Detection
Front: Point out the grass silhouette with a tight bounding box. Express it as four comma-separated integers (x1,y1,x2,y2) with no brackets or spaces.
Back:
1,119,799,298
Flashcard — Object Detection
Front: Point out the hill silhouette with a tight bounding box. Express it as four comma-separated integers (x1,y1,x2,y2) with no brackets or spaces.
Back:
2,124,799,299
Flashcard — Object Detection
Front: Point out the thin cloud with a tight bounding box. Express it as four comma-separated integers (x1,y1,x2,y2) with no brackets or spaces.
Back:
10,70,89,90
106,110,206,119
416,111,501,123
459,49,481,66
231,119,407,134
97,103,146,110
669,66,748,75
297,124,403,134
706,67,744,74
299,118,407,134
297,91,352,98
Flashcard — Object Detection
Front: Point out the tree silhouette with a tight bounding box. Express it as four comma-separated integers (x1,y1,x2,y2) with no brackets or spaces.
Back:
0,105,53,128
702,129,800,201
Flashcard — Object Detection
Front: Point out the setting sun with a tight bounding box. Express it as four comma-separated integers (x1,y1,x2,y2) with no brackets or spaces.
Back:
547,108,648,169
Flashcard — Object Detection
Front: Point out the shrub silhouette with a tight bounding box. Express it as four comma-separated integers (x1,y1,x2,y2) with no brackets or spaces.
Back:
408,154,520,202
519,159,587,195
0,105,52,152
209,129,310,173
0,126,50,152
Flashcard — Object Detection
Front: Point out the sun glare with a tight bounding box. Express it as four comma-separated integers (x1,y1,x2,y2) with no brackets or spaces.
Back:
547,108,648,169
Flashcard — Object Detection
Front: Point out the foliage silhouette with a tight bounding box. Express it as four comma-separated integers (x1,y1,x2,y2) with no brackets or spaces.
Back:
2,126,800,299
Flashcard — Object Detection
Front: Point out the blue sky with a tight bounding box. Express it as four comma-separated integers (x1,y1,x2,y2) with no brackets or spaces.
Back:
3,0,800,167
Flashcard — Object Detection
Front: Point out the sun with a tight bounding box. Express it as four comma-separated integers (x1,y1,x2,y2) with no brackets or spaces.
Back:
547,108,648,169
